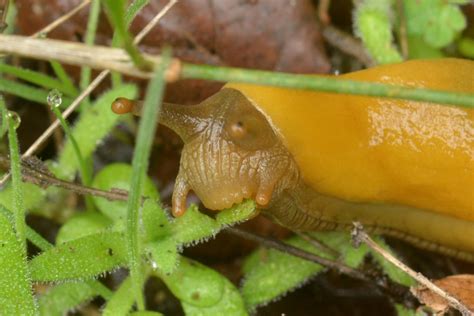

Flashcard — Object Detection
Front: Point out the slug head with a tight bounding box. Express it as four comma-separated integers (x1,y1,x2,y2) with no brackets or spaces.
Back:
112,88,299,217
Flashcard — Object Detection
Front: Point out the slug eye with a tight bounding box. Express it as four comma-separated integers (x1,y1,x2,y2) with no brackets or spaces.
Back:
229,117,256,140
224,103,277,151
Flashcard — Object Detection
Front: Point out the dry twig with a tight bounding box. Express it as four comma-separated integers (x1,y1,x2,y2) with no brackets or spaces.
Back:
351,222,473,316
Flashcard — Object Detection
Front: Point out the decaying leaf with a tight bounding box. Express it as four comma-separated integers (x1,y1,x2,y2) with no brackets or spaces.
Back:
16,0,330,103
411,274,474,315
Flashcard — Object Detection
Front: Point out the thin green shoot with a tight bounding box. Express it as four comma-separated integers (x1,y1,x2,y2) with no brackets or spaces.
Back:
126,48,171,310
49,91,94,211
0,63,77,96
79,0,101,108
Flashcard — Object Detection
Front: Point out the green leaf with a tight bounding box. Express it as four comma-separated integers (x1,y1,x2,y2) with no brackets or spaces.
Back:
56,84,137,180
102,0,149,68
215,200,256,227
142,197,170,242
30,231,127,282
172,205,220,246
142,199,178,274
404,0,466,48
458,37,474,59
173,201,256,247
160,257,247,315
0,212,36,315
111,0,151,86
354,0,402,64
241,232,369,311
131,312,164,316
182,276,247,316
0,63,77,96
103,276,135,316
56,212,112,244
0,77,74,105
146,238,179,275
395,303,418,316
38,281,100,316
407,35,444,59
370,237,415,287
92,163,159,222
161,257,224,307
0,182,45,212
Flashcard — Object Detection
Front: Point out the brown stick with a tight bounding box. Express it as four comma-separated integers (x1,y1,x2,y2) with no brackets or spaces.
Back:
352,222,472,315
0,34,181,81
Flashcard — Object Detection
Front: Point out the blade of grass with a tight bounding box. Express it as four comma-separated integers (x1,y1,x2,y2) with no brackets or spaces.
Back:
49,91,94,211
111,0,151,87
5,108,25,249
0,63,77,96
50,61,78,96
0,77,73,105
126,47,171,310
102,0,151,70
0,205,53,251
0,95,7,137
79,0,101,107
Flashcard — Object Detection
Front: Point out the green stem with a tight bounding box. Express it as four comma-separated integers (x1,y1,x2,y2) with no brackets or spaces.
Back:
111,0,150,87
126,48,171,310
50,61,78,98
180,63,474,108
51,106,94,211
0,78,73,105
6,110,26,250
80,0,101,107
0,95,7,137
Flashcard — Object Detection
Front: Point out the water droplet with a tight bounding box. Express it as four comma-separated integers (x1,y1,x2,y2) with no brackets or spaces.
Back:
7,111,21,129
47,89,63,109
151,261,158,270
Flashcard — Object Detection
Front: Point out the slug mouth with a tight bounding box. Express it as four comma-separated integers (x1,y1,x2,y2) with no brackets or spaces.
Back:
171,139,279,217
195,183,256,211
171,174,272,217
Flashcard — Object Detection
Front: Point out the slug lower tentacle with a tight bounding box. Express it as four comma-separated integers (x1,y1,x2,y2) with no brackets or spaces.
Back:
112,58,474,260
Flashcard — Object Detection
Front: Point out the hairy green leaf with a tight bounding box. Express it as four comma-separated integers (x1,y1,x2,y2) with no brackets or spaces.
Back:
30,231,127,282
182,276,247,316
404,0,466,48
38,281,99,316
56,212,112,244
0,212,36,315
56,84,137,180
146,238,179,275
354,0,402,64
371,237,415,287
241,232,369,311
92,163,159,222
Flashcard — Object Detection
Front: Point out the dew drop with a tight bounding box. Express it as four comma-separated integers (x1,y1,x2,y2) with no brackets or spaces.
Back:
151,261,158,270
47,89,63,109
7,111,21,129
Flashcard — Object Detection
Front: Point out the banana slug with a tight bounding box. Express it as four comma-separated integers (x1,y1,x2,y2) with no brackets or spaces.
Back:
112,58,474,260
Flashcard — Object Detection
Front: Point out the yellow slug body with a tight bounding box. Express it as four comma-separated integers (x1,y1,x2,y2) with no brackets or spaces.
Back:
227,59,474,223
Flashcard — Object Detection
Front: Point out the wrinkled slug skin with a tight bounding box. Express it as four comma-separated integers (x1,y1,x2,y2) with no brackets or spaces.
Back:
227,59,474,258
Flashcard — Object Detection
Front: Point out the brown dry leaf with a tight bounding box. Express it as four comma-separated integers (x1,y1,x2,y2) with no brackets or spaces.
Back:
412,274,474,315
16,0,330,104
